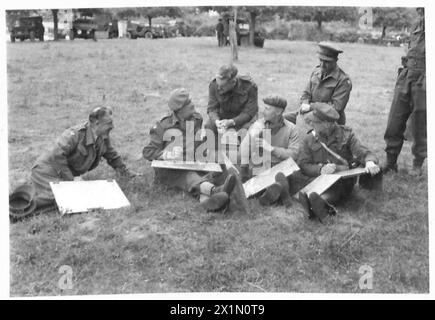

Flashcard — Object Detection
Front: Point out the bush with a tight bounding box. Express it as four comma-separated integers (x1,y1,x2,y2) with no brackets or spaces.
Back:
192,23,216,37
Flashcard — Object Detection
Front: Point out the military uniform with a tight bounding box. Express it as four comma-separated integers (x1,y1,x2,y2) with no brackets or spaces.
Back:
292,104,379,204
384,12,426,169
142,112,209,193
206,75,258,132
240,117,300,168
31,121,127,207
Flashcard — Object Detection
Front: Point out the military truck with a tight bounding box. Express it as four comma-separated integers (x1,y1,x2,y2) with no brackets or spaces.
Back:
70,17,98,40
10,16,45,42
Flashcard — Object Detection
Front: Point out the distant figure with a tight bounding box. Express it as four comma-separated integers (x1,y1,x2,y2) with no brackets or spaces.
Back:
383,7,426,177
216,18,225,47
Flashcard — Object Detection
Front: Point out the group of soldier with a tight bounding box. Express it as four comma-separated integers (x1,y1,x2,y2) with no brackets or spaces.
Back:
9,8,425,222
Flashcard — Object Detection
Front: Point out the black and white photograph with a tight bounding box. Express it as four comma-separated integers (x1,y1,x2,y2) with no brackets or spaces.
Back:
2,0,432,299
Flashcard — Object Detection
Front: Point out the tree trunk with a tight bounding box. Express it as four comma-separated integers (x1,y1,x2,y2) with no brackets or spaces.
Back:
148,16,152,27
249,12,256,46
52,9,59,41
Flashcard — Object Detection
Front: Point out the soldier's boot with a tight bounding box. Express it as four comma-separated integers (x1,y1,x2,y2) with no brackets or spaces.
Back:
275,172,292,207
258,183,282,206
213,174,237,196
308,192,337,223
381,153,398,174
201,192,230,212
298,191,315,220
240,165,251,183
409,158,425,177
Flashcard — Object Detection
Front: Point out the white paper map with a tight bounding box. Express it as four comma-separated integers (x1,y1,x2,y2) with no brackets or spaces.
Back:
49,180,130,215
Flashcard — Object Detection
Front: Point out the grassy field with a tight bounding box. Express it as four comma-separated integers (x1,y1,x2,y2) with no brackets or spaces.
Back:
7,37,428,295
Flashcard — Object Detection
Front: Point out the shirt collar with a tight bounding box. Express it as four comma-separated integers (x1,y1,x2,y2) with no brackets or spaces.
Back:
315,66,340,81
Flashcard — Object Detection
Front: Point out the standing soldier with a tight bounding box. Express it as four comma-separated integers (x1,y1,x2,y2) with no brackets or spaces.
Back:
206,64,258,135
143,88,237,212
9,107,136,219
216,18,225,47
285,42,352,126
383,8,426,176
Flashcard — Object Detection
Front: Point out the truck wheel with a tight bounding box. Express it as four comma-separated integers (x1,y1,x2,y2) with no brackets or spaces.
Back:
30,31,35,41
144,31,153,39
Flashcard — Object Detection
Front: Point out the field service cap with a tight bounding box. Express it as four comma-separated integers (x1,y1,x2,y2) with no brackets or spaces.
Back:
317,42,343,61
168,88,191,111
308,102,339,122
263,95,287,110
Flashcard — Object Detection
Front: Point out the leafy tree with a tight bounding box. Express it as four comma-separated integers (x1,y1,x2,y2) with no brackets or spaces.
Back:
136,7,182,27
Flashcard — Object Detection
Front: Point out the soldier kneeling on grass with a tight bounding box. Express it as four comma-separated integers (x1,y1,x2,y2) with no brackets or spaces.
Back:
9,106,136,221
239,95,300,207
142,88,237,212
292,103,382,222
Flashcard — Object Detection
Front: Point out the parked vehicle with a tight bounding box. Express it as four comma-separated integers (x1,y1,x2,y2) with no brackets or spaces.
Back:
236,18,265,48
10,16,45,42
126,22,164,39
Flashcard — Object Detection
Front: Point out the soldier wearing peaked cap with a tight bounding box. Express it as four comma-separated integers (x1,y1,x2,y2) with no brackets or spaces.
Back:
290,103,382,222
284,41,352,126
143,88,237,212
206,64,259,135
239,95,300,207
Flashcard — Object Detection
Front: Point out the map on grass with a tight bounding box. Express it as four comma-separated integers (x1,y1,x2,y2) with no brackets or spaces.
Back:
50,180,130,215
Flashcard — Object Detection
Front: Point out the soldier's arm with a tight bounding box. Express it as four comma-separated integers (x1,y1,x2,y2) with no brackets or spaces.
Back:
331,77,352,113
102,138,125,170
207,81,220,123
271,127,300,161
298,137,322,177
143,122,165,161
49,129,79,180
233,83,258,127
348,131,378,165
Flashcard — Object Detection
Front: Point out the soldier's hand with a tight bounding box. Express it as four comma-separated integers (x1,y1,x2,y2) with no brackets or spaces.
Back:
220,119,235,129
163,146,183,160
365,161,380,176
300,103,311,114
321,163,336,174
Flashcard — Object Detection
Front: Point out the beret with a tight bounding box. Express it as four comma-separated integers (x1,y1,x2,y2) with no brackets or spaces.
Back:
263,95,287,110
317,41,343,61
309,102,339,122
216,64,238,80
168,88,191,111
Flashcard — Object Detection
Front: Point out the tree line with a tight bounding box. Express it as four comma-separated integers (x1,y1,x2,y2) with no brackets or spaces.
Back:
6,6,418,45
